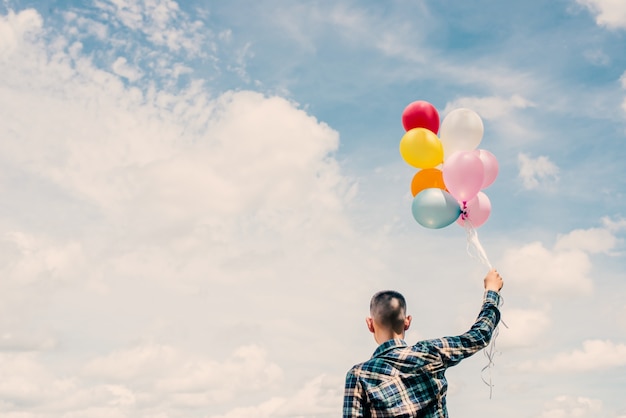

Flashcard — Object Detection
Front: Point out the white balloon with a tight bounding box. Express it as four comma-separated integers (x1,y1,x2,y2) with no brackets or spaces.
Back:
440,108,484,159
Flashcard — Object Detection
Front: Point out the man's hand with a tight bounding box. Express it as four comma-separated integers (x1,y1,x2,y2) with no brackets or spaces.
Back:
484,268,503,292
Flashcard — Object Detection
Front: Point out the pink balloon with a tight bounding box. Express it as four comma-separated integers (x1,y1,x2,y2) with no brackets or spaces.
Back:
474,149,499,189
457,191,491,228
401,101,440,134
442,151,484,202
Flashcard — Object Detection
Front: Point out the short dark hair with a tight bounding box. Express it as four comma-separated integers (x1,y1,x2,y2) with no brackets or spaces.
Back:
370,290,407,334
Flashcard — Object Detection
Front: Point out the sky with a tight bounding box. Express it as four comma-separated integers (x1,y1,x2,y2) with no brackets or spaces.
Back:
0,0,625,417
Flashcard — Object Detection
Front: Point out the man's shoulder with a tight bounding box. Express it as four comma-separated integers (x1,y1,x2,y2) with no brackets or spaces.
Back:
346,354,393,378
348,344,436,375
347,357,379,374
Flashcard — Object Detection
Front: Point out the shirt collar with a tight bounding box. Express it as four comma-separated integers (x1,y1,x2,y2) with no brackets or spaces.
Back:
372,338,407,358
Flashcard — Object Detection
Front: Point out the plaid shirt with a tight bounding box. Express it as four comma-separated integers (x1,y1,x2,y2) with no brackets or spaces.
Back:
343,290,500,418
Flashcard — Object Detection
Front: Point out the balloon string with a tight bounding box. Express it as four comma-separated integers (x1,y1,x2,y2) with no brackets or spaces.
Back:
463,217,492,269
480,293,507,399
462,220,508,398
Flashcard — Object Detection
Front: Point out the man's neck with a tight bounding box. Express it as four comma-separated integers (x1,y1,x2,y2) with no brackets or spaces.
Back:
375,331,404,345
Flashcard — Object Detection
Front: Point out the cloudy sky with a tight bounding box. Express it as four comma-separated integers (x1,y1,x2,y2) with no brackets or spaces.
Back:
1,0,626,417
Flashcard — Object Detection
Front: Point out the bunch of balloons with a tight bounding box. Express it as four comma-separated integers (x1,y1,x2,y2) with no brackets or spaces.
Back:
399,100,498,229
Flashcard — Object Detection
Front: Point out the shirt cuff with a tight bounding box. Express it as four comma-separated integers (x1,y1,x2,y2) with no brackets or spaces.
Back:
484,290,500,306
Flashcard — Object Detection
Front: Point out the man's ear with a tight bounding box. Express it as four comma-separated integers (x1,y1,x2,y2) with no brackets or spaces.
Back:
404,315,412,331
366,317,375,334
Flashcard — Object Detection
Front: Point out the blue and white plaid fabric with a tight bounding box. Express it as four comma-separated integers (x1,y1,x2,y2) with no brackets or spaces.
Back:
343,291,500,417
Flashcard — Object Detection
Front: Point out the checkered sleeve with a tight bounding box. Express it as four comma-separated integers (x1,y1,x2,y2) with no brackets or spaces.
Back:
343,368,365,418
434,290,501,367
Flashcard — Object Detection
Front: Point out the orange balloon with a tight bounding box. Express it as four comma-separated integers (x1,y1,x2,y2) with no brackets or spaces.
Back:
411,168,446,196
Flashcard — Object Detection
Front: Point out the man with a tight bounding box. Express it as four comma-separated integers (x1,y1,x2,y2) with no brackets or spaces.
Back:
343,269,503,417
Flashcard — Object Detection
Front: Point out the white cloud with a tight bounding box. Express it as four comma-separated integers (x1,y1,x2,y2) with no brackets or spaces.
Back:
518,153,560,190
497,308,551,349
82,343,179,381
0,333,57,352
0,7,350,247
0,352,154,416
443,95,535,121
0,345,284,416
83,343,283,406
209,398,287,418
95,0,207,55
275,374,343,417
0,352,74,407
621,71,626,114
0,232,88,285
500,241,593,296
157,344,284,398
0,8,355,416
209,374,342,418
111,57,142,81
1,81,344,234
576,0,626,30
488,229,618,332
583,48,611,66
63,12,108,40
539,395,604,418
437,95,539,146
521,339,626,373
555,227,621,254
0,8,42,56
440,95,537,142
603,216,626,232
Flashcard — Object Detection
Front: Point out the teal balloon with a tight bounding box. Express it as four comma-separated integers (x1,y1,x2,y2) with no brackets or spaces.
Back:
411,188,462,229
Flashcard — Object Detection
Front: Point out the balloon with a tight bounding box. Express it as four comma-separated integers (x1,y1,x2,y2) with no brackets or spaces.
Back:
411,168,445,196
474,149,498,189
442,151,484,202
399,128,443,169
412,188,462,229
440,108,484,158
457,191,491,228
401,101,440,134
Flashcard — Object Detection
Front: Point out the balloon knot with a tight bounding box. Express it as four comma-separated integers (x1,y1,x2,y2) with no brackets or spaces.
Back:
461,202,468,220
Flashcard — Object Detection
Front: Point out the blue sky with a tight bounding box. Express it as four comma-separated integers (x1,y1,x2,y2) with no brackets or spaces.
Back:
0,0,625,417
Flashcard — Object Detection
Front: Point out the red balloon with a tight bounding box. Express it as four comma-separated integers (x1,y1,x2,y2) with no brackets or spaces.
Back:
401,101,440,134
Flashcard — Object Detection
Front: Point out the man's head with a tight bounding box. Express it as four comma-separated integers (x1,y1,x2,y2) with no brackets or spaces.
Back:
366,290,412,344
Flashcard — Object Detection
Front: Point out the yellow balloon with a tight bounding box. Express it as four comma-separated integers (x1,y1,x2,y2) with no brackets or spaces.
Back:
399,128,443,169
